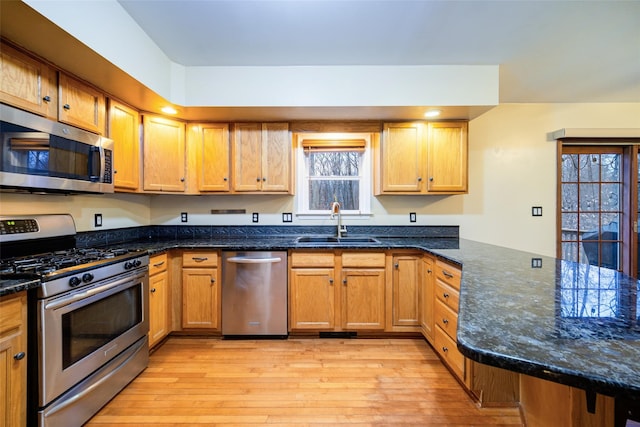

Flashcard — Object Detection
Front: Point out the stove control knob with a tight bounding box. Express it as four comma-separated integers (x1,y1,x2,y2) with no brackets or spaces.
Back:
82,273,94,283
134,259,142,267
69,277,82,287
124,261,133,270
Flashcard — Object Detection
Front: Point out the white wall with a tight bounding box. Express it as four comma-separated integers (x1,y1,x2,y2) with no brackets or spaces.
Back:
0,193,151,231
2,103,639,257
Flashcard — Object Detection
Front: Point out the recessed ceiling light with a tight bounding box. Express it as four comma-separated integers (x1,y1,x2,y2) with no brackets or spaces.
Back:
424,109,442,118
161,106,177,115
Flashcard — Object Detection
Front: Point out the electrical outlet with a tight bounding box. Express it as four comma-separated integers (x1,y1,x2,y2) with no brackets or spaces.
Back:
94,213,102,227
531,258,543,268
181,212,188,223
409,212,417,223
282,212,293,223
252,213,259,223
532,206,543,216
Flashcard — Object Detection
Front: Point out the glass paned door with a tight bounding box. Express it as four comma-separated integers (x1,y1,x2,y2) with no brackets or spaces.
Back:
560,148,623,269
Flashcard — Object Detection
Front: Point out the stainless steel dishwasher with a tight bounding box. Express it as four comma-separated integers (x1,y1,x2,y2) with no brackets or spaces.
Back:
222,251,288,337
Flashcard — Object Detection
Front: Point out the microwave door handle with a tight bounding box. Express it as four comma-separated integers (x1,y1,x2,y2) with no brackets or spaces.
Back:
88,146,101,181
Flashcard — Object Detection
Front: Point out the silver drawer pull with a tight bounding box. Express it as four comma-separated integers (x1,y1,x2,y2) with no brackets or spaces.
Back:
442,270,454,279
153,261,165,267
442,318,449,324
192,257,208,262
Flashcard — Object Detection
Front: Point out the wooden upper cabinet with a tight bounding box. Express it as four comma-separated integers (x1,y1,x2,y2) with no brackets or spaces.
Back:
377,121,468,195
427,121,468,193
378,122,425,194
142,114,186,192
261,122,290,192
58,73,106,134
108,100,140,191
190,123,230,192
0,42,56,118
232,122,291,193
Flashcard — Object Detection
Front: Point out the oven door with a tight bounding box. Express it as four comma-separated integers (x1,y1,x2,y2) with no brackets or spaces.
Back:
37,269,149,406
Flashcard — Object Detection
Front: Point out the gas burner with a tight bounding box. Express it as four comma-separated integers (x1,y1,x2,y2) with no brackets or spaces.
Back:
0,263,15,274
36,264,58,275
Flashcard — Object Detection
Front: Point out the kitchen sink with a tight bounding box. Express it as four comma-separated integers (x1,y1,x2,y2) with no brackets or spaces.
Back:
295,236,380,244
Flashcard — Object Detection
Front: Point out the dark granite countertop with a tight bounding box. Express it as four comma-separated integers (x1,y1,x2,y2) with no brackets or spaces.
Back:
4,229,638,400
0,273,41,296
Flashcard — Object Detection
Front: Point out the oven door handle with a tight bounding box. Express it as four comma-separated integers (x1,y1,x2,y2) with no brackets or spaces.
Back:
44,271,145,311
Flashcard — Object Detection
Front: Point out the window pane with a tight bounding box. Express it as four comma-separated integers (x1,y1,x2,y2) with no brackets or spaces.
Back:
308,180,359,210
561,154,579,182
579,183,599,211
600,184,619,211
561,184,578,211
308,151,360,177
579,154,600,182
600,154,620,181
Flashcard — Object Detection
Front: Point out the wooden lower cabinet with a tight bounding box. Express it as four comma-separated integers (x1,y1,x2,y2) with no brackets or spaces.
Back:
520,374,614,427
0,292,27,427
181,251,220,330
391,253,421,328
148,253,170,348
289,251,385,332
427,259,519,407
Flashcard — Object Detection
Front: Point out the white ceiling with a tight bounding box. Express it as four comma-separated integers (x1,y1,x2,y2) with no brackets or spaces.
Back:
117,0,640,104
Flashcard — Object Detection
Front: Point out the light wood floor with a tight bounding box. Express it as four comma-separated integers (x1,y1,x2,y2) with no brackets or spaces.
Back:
86,337,523,426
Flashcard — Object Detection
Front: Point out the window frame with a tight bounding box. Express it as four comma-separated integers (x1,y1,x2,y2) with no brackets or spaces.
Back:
295,132,372,218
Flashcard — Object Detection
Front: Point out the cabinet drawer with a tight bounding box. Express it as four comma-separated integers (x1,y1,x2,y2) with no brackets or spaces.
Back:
435,260,461,290
182,251,218,268
290,252,334,267
149,253,168,275
341,252,385,268
434,325,465,381
434,298,458,340
435,280,459,312
0,294,23,336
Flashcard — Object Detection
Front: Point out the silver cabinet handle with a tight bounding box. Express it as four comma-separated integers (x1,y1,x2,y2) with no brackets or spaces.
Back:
192,257,208,262
227,257,281,264
442,270,454,278
153,261,165,267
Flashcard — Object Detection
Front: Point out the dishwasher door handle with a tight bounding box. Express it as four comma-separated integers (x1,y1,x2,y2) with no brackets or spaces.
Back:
226,256,282,264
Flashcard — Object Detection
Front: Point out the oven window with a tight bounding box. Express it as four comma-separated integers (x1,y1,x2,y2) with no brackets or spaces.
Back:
62,284,142,369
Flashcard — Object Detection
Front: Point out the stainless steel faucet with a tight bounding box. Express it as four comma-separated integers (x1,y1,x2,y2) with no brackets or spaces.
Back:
330,200,347,237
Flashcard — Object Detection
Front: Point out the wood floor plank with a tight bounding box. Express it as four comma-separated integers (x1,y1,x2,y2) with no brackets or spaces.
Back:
86,337,523,426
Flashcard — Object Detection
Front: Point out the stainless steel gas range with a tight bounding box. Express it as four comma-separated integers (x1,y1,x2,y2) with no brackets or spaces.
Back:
0,214,149,427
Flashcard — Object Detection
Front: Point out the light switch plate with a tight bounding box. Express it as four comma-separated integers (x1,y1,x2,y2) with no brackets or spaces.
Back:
531,258,543,268
94,213,102,227
409,212,417,223
532,206,543,216
282,213,293,223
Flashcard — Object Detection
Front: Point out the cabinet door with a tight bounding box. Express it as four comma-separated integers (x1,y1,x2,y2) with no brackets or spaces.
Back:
232,123,262,191
182,268,219,329
421,256,435,343
58,73,106,134
194,123,230,192
149,271,169,348
261,122,290,192
143,115,186,192
0,42,56,118
108,100,140,190
289,268,335,330
392,254,421,327
341,269,386,330
427,121,468,193
380,122,425,193
0,293,27,427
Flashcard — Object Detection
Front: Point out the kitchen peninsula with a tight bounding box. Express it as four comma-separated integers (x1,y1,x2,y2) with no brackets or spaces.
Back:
1,226,638,426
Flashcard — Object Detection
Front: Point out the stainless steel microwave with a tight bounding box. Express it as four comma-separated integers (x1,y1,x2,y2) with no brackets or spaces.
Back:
0,104,113,194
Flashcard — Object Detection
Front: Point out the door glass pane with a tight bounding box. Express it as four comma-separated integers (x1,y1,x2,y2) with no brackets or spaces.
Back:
561,149,622,269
